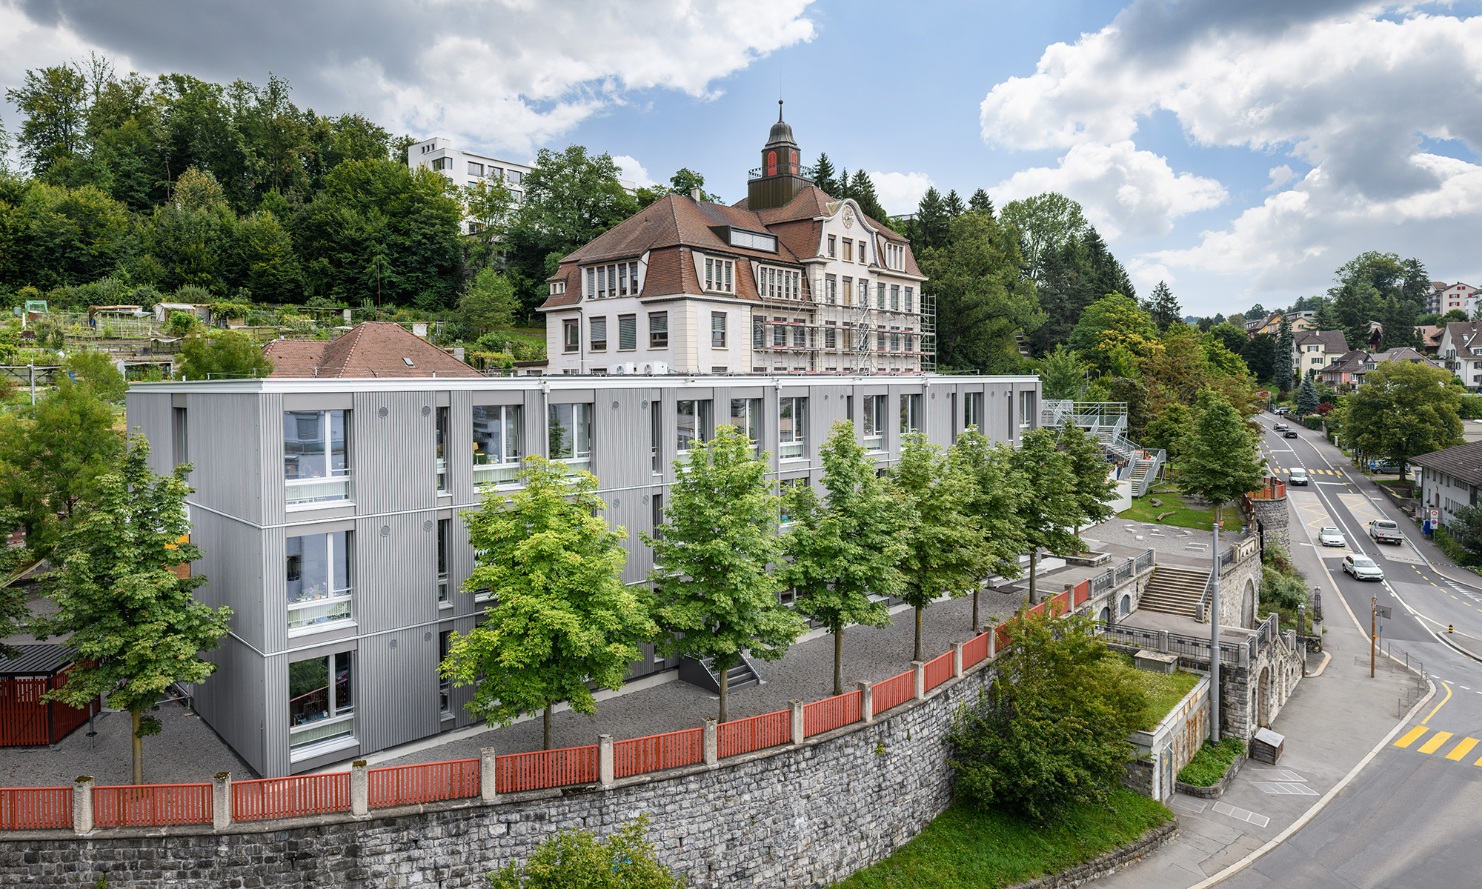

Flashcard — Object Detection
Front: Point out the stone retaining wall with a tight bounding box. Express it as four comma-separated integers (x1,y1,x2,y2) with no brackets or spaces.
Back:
1007,820,1178,889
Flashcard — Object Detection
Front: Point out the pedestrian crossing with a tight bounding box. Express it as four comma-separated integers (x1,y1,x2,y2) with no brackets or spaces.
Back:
1276,467,1345,477
1393,725,1482,766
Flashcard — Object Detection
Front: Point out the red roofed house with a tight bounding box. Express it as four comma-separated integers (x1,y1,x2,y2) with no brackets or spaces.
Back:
262,322,483,379
539,106,931,376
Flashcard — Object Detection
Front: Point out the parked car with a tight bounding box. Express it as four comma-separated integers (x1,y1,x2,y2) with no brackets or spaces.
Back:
1273,407,1291,415
1273,422,1289,433
1319,526,1346,547
1369,460,1403,474
1368,520,1403,545
1285,428,1299,438
1289,467,1309,486
1342,554,1384,581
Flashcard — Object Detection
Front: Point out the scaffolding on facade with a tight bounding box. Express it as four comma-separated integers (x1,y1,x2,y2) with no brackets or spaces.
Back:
749,288,936,374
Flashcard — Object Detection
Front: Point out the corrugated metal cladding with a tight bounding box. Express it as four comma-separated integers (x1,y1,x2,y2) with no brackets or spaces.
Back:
447,389,475,505
355,512,437,637
356,625,440,754
187,393,269,526
124,392,173,472
352,391,436,515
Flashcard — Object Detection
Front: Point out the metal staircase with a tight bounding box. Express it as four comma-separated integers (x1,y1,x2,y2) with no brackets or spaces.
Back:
1039,400,1163,496
678,654,762,694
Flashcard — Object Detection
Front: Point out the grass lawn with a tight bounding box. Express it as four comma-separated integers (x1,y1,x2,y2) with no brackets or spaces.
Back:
1120,657,1201,730
832,787,1172,889
1118,487,1217,530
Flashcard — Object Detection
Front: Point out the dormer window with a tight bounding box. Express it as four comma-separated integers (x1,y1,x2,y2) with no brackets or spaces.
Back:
584,261,641,299
727,228,777,253
704,257,735,294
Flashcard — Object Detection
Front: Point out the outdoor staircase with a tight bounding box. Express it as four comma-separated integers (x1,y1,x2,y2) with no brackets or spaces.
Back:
1137,566,1211,618
678,654,762,695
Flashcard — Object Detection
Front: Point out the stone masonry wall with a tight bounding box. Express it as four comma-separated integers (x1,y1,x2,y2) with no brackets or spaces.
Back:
1,662,1002,888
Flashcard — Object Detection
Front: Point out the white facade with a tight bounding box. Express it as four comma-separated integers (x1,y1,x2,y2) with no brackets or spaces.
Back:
407,138,533,234
1439,323,1482,392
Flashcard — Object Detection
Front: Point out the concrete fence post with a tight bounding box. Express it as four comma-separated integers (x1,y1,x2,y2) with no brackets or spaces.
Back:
858,681,874,724
1158,630,1170,653
350,760,369,816
598,734,615,788
952,642,964,679
912,661,925,701
987,627,997,660
480,747,499,803
790,700,805,745
703,719,718,766
212,772,232,831
72,776,93,835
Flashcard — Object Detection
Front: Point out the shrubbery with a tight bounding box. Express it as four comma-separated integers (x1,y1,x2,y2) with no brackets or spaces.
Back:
1177,737,1246,787
488,815,683,888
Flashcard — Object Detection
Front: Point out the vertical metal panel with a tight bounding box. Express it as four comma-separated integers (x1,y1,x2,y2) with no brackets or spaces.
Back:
356,625,439,754
185,393,268,527
124,393,174,472
593,386,652,493
352,391,436,515
447,389,475,505
526,388,547,459
258,394,286,524
259,527,287,655
926,384,954,445
356,512,436,637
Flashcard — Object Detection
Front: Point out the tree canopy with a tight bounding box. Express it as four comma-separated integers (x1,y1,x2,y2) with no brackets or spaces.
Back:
1344,361,1464,471
1178,390,1266,524
180,330,274,380
919,209,1043,372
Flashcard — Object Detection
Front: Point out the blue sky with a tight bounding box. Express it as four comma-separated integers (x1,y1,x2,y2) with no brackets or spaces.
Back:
4,0,1481,318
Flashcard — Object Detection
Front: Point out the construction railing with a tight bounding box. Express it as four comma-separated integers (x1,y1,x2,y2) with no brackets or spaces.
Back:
7,588,1143,835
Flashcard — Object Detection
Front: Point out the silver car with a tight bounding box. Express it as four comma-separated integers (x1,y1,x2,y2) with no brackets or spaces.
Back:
1342,554,1384,581
1318,527,1346,547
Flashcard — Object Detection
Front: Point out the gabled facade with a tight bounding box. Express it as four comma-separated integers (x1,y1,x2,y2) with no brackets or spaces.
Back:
539,110,931,376
1412,440,1482,528
1318,350,1369,392
1439,321,1482,392
1292,329,1348,380
1351,347,1444,387
1429,281,1477,317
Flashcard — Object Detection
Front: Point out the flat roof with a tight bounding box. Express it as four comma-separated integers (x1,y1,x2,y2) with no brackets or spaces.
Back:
0,644,73,678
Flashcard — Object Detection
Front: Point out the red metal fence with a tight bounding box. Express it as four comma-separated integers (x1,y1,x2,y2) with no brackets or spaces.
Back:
803,691,861,738
93,783,212,828
1072,579,1091,607
613,728,704,779
717,709,790,759
923,652,954,692
233,773,350,822
0,678,49,747
961,632,990,669
0,786,71,830
368,759,479,809
495,745,599,794
872,670,914,715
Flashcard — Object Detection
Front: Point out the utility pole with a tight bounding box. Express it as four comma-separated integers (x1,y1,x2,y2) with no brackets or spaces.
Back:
1370,595,1377,679
1209,520,1221,744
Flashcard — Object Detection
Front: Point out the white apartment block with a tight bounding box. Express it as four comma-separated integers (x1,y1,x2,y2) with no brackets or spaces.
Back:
407,137,532,234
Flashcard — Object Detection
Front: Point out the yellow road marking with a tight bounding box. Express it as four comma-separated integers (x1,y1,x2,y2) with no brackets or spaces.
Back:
1447,737,1479,761
1419,731,1455,754
1395,726,1428,748
1423,683,1454,725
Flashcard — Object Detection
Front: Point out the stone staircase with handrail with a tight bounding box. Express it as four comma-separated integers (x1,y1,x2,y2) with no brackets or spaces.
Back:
1138,566,1212,618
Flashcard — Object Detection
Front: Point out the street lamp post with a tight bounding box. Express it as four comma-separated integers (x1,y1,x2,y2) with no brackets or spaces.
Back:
1209,520,1221,744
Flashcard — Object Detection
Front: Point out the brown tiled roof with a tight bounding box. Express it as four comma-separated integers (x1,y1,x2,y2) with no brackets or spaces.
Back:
1294,329,1349,353
1444,321,1482,353
264,323,481,378
1411,440,1482,487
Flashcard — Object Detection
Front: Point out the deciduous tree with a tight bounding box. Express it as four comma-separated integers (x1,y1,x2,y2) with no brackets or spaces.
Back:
1346,361,1464,475
1009,428,1082,604
646,426,804,722
949,429,1028,630
445,456,655,749
1178,390,1265,525
180,330,273,380
33,440,231,784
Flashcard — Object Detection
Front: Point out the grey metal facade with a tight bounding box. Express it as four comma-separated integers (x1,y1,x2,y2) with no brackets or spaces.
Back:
126,373,1040,777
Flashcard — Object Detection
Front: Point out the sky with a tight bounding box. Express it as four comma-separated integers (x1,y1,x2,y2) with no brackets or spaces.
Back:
3,0,1481,318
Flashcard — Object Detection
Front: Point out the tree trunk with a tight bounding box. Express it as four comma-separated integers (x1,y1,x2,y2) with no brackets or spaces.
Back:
543,703,553,751
1028,550,1040,605
131,709,143,786
832,628,845,697
972,584,981,632
719,663,730,725
913,605,924,662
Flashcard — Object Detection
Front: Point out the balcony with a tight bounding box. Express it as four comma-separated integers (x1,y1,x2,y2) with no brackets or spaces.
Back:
286,476,351,508
472,462,521,489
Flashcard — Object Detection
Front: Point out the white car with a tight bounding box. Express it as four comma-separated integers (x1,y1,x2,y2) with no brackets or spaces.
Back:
1289,467,1309,486
1342,554,1384,581
1318,527,1346,547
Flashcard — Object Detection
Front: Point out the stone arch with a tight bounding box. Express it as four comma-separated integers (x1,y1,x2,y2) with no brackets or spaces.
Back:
1242,577,1256,629
1119,594,1131,617
1257,666,1271,727
1098,606,1110,624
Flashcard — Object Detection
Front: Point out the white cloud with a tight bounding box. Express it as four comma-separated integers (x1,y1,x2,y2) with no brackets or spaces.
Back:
1266,165,1296,190
611,154,655,188
993,141,1225,239
869,171,933,216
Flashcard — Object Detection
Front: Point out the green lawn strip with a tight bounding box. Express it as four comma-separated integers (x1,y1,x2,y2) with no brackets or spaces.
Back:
833,788,1172,889
1177,737,1246,786
1121,661,1201,730
1118,489,1217,530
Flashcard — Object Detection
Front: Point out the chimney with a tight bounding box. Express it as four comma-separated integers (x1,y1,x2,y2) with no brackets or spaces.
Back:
690,187,704,202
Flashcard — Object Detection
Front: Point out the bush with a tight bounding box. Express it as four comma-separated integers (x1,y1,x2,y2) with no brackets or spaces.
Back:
1177,737,1246,787
1261,565,1309,611
488,815,683,888
1434,526,1482,569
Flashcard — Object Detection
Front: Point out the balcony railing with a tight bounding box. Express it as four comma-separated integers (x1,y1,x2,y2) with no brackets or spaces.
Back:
287,592,352,631
472,462,520,488
285,476,351,507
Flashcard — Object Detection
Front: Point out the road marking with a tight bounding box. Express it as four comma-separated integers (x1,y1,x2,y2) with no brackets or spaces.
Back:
1446,737,1479,761
1394,726,1428,748
1212,801,1271,828
1252,781,1319,796
1422,682,1453,725
1418,731,1455,754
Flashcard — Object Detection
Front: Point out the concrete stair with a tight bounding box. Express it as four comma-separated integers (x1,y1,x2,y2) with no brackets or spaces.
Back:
1137,566,1210,618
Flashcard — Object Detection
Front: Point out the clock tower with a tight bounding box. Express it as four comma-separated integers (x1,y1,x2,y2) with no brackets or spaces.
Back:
747,101,813,211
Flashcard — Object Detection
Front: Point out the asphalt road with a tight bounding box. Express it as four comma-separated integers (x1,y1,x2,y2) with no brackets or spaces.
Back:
1219,416,1482,888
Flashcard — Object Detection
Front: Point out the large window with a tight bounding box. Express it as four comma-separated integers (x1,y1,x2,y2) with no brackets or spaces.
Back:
963,392,983,431
901,394,922,433
1018,391,1036,434
649,312,668,349
704,257,734,294
284,410,349,506
472,404,522,487
825,275,837,304
677,400,712,453
548,403,593,472
585,261,640,298
779,397,807,459
562,319,579,353
289,652,354,752
618,315,637,350
891,285,901,311
287,531,352,631
711,312,727,348
862,394,886,450
590,317,607,352
772,317,786,348
728,398,762,447
435,406,449,493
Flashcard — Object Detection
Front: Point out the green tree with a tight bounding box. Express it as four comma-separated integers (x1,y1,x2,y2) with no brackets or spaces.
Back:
0,503,36,659
780,422,904,695
1058,423,1117,534
459,268,519,336
919,210,1044,372
948,429,1028,630
489,815,684,889
1446,504,1482,564
1296,377,1320,416
947,609,1153,824
1038,345,1089,401
1143,402,1192,470
6,64,91,176
891,433,988,661
812,152,839,196
232,208,303,302
907,186,951,250
180,330,273,380
1069,293,1161,378
999,192,1089,287
0,376,126,554
32,440,231,784
444,456,655,749
968,188,995,215
847,169,888,221
1346,361,1464,475
1143,280,1182,331
63,348,127,402
1274,318,1294,394
647,427,804,721
667,167,718,203
1009,428,1082,604
1178,390,1265,525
